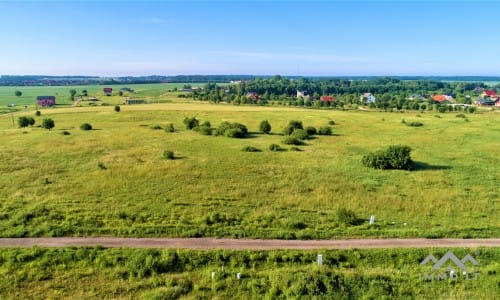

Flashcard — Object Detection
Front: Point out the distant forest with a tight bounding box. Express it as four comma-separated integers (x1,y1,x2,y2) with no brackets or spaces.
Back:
1,74,500,86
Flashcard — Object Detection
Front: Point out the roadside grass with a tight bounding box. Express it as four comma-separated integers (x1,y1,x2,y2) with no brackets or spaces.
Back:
0,104,498,238
0,247,498,299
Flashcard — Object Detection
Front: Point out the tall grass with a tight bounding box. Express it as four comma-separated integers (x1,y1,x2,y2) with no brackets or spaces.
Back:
0,247,498,299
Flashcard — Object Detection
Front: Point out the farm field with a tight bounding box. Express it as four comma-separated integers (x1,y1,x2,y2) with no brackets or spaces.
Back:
0,102,498,239
0,83,206,108
0,246,498,299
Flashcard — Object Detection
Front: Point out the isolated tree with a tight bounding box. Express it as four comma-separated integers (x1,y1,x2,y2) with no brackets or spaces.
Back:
80,123,92,130
259,120,271,134
114,105,121,112
42,118,55,130
82,89,88,97
18,116,30,128
14,90,22,97
69,89,77,101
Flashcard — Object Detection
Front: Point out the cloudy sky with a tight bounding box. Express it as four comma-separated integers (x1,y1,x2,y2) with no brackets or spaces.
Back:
1,0,499,76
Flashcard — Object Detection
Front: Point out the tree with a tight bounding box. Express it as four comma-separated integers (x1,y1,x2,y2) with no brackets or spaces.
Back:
15,90,22,97
69,89,77,101
42,118,55,130
114,105,121,112
259,120,271,134
18,116,30,128
82,90,88,97
80,123,92,130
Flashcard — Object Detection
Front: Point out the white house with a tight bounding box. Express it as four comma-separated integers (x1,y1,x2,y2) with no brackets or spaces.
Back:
361,93,376,103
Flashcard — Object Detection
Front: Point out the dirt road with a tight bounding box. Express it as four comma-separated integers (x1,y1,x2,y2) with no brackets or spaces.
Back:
0,238,498,249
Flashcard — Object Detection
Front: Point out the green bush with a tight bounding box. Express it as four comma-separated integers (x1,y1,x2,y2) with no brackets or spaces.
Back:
259,120,271,134
283,120,303,135
456,113,466,118
283,136,305,145
35,110,41,116
407,121,423,127
318,126,332,135
164,123,175,132
18,116,30,128
291,129,310,140
163,150,175,160
62,131,71,135
328,120,335,125
183,117,199,130
269,144,282,151
289,146,302,151
467,106,476,113
362,145,414,170
42,118,55,130
80,123,92,130
305,126,317,135
242,146,261,152
151,124,162,130
336,208,361,226
215,121,248,138
198,125,212,135
114,105,120,112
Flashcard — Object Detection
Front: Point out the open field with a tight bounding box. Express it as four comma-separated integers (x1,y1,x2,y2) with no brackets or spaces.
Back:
0,103,498,239
0,83,206,108
0,246,498,299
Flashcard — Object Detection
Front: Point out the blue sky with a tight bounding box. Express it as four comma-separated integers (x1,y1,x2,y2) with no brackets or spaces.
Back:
1,1,499,76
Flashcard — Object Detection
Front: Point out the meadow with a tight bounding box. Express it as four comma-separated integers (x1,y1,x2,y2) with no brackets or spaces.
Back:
0,246,498,299
0,83,206,108
0,101,498,239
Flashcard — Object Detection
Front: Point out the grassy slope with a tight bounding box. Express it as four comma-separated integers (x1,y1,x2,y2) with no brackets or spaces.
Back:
0,247,498,299
0,103,498,238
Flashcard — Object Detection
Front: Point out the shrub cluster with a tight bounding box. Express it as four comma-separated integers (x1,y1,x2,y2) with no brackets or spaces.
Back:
183,117,199,130
18,116,35,128
362,145,414,170
283,120,303,135
215,121,248,138
196,121,212,135
318,126,332,135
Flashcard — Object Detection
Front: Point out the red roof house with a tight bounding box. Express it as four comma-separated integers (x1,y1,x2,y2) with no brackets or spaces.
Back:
37,96,56,107
320,96,334,102
431,95,453,102
483,90,497,97
103,87,113,95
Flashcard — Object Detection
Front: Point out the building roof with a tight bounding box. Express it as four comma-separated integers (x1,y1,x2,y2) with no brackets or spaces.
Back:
103,87,113,92
320,96,334,101
484,90,497,96
431,95,447,102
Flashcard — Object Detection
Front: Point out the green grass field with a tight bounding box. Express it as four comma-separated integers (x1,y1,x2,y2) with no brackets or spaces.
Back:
0,247,498,299
0,103,498,238
0,83,206,108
